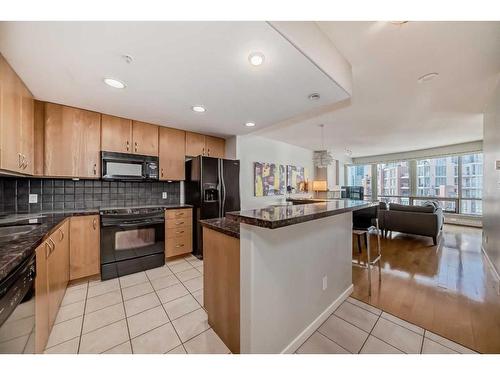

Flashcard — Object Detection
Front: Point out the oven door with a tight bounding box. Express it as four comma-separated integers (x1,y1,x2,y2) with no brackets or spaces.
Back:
0,254,35,354
100,216,165,280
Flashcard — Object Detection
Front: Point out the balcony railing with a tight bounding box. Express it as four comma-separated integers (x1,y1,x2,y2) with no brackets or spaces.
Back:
377,195,482,215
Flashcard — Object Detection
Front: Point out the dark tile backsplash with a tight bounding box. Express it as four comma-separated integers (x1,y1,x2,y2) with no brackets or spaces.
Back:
0,177,181,214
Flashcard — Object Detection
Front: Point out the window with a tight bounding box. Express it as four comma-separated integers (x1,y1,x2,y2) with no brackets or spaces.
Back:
416,156,458,198
377,161,410,204
346,165,372,198
460,153,483,215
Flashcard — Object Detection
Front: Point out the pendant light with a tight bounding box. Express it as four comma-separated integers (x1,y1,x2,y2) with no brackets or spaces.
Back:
313,124,333,168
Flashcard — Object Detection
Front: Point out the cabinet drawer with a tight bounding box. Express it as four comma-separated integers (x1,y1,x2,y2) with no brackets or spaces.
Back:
166,233,192,257
166,226,192,239
166,217,192,229
166,208,192,220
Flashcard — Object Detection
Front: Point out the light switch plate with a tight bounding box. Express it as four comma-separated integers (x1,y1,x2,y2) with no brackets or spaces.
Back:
162,192,168,199
29,194,38,204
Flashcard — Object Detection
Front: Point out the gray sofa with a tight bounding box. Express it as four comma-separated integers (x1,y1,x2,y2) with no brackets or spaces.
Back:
380,203,444,245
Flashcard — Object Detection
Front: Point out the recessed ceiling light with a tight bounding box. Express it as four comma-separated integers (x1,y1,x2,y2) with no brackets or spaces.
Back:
417,72,439,83
192,105,206,113
308,93,321,101
103,78,126,89
245,122,256,127
248,52,265,66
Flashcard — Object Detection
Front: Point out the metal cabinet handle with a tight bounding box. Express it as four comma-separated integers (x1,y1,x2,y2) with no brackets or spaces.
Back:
202,147,205,155
175,244,185,248
126,140,130,151
134,142,138,152
18,153,22,168
59,228,64,241
175,221,184,225
44,242,51,258
23,155,28,169
175,230,185,234
93,163,97,175
207,148,210,156
161,168,164,178
174,212,184,216
93,218,97,230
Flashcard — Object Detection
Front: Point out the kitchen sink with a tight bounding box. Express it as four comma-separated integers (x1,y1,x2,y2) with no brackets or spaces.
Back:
0,224,40,238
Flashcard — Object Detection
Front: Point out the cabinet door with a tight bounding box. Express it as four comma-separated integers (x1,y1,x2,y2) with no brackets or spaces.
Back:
101,114,132,153
46,239,59,328
159,127,185,180
132,121,158,156
35,241,49,354
20,82,34,174
185,132,206,157
0,54,22,173
70,215,100,280
44,103,101,178
205,136,225,158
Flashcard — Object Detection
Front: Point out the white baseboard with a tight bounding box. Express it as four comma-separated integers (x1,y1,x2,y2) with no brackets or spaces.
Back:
481,245,500,295
280,284,354,354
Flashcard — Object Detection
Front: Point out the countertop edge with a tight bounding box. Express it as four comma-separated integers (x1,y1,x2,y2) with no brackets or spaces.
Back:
226,202,377,229
200,218,240,239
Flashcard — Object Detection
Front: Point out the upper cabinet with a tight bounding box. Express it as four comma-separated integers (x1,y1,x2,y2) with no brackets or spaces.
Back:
101,114,132,153
101,117,158,156
185,132,225,158
205,136,225,158
159,127,185,181
132,121,158,156
44,103,101,178
0,54,34,175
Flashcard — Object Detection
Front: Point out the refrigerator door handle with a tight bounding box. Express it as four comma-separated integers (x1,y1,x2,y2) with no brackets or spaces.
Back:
221,159,226,217
217,158,222,217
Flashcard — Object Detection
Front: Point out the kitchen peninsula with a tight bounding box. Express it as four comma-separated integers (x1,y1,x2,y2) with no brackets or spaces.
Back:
201,199,375,354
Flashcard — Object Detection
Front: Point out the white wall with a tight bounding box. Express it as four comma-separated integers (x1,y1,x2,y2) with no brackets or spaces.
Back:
239,212,353,353
235,134,314,210
483,84,500,278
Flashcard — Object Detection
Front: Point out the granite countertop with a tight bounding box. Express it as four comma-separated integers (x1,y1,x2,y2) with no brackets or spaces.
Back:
0,210,98,282
0,204,192,283
226,199,377,229
199,217,240,239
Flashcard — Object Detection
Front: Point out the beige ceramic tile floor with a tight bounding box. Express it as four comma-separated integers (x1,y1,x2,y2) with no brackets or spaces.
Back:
43,254,230,354
295,297,477,354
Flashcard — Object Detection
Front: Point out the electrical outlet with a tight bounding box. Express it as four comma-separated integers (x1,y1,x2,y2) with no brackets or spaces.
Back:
29,194,38,204
162,192,168,199
322,276,328,291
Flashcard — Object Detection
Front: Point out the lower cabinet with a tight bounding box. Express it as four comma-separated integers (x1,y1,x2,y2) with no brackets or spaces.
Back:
35,219,70,353
70,215,100,280
165,208,193,258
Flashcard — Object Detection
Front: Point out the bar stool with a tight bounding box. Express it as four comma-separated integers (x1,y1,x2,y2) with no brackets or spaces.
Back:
352,218,382,296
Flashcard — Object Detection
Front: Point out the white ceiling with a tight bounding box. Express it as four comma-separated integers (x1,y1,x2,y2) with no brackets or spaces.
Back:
0,21,348,138
257,21,500,157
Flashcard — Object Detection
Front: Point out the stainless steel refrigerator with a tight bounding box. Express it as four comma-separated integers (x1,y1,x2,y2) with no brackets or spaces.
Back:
185,156,240,257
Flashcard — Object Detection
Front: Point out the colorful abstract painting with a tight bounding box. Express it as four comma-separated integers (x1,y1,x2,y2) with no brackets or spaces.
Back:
286,165,308,192
254,162,286,197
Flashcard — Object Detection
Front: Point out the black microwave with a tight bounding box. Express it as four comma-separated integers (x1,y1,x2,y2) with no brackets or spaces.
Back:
101,151,159,181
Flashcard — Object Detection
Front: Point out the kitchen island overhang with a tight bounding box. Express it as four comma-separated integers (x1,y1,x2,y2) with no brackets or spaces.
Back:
201,200,377,354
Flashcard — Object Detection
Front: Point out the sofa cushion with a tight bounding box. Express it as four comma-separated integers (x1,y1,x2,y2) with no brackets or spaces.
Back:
389,203,435,213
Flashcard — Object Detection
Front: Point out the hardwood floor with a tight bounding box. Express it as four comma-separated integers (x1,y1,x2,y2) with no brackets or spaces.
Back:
351,224,500,354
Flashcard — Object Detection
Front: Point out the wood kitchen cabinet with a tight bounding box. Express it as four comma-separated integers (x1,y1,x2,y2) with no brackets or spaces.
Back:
70,215,100,280
35,219,70,353
165,208,193,258
132,121,158,156
44,103,101,178
0,53,34,175
159,127,185,180
185,132,225,158
101,116,158,156
205,135,225,158
101,114,133,153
